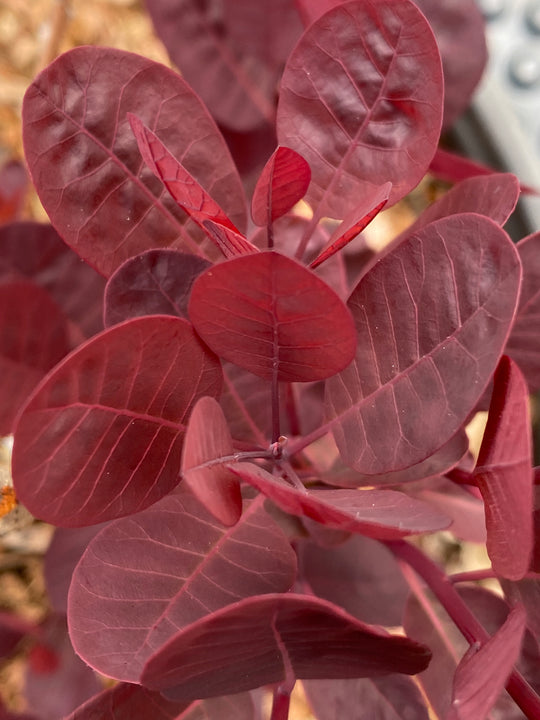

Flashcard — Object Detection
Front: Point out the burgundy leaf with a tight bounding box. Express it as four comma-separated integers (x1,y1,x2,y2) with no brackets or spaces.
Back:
0,221,106,339
429,148,540,196
104,250,211,327
506,231,540,391
68,491,296,682
277,0,443,219
189,251,357,382
303,675,429,720
12,316,222,526
141,593,432,701
412,0,487,129
181,396,241,526
145,0,303,131
24,614,101,720
298,535,409,626
325,214,521,475
0,280,70,435
0,159,27,223
22,46,247,276
0,613,36,659
473,356,534,580
200,219,259,259
220,363,272,447
251,146,311,226
310,183,391,269
398,174,520,240
64,684,255,720
44,526,106,614
446,605,526,720
230,463,450,538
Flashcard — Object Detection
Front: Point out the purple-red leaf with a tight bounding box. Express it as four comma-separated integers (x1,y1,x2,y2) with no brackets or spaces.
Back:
230,463,450,538
277,0,443,218
145,0,302,131
22,46,247,276
251,146,311,226
309,183,391,269
473,356,534,580
506,231,540,391
189,251,357,382
68,492,296,682
200,219,259,259
0,280,70,435
12,316,222,527
104,250,211,327
141,593,432,701
304,675,429,720
181,396,241,526
446,605,526,720
325,214,521,475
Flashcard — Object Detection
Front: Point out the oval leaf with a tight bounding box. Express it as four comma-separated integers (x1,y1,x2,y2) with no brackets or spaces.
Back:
277,0,443,217
12,316,222,526
181,396,241,526
141,593,432,701
104,250,211,327
231,463,449,538
189,251,357,382
68,492,296,681
473,356,534,580
326,214,521,475
22,47,247,276
251,146,311,226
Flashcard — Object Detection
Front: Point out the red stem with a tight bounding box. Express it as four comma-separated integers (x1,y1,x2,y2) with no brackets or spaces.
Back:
386,540,540,719
270,684,293,720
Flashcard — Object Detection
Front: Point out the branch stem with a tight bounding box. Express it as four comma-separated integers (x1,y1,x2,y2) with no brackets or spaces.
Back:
386,540,540,719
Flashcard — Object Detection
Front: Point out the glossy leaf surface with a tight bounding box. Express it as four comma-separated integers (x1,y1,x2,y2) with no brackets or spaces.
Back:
189,251,356,382
181,396,241,526
141,593,431,700
230,463,450,538
104,250,211,327
12,316,222,526
251,146,311,226
277,0,443,217
22,46,246,276
326,214,521,474
68,492,296,681
473,356,534,580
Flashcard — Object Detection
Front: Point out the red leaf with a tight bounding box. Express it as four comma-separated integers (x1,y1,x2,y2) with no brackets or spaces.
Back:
310,183,391,269
200,219,259,259
277,0,443,218
506,231,540,391
68,492,296,682
145,0,302,131
0,280,70,435
189,251,357,382
325,214,521,475
251,146,311,226
12,316,222,526
473,357,534,580
22,47,247,276
104,250,211,327
181,397,241,526
141,593,431,701
446,605,526,720
230,462,450,538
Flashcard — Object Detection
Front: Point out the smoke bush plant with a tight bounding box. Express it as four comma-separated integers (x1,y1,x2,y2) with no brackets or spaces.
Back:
1,0,540,718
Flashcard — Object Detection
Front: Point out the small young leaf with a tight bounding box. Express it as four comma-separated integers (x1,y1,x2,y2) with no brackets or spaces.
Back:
189,251,357,382
141,593,431,701
473,356,534,580
251,146,311,226
181,396,242,526
12,316,222,527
